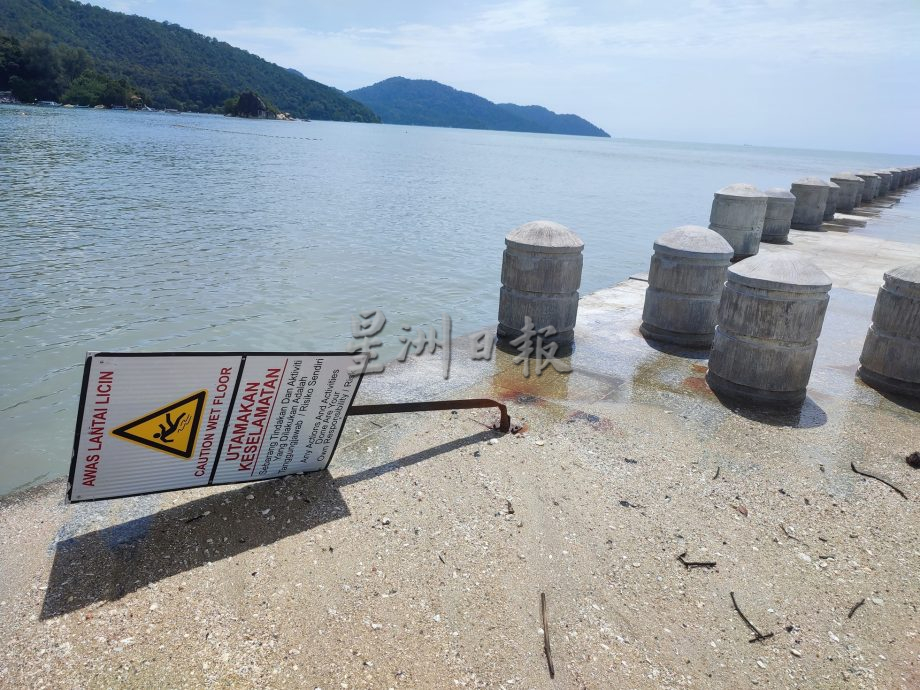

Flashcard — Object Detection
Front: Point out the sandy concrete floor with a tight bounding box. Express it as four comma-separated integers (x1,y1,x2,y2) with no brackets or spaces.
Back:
1,191,919,689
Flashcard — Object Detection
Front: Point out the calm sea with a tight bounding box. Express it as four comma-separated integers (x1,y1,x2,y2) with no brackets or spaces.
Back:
1,105,917,495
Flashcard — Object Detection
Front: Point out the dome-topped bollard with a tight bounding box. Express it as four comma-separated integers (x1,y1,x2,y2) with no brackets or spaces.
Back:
761,188,796,244
829,173,863,213
857,264,920,398
497,220,584,346
706,253,832,407
823,180,840,221
855,172,880,203
790,178,831,231
640,226,734,347
707,183,767,260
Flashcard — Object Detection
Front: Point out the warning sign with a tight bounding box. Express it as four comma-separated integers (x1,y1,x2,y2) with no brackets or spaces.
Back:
111,391,206,458
68,353,362,502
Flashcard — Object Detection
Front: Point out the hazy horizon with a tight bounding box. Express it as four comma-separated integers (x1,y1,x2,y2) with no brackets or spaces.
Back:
84,1,920,155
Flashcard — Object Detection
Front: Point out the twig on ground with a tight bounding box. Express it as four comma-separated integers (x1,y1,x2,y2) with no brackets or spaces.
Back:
184,513,206,523
713,466,720,480
851,462,907,499
677,552,717,569
847,598,865,619
437,553,447,565
780,524,801,542
541,592,555,679
730,591,775,643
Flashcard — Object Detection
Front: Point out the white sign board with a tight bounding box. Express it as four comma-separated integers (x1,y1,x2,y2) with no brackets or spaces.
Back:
68,353,362,502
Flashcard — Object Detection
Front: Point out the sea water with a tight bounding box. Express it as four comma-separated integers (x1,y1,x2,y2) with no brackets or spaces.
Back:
1,105,917,494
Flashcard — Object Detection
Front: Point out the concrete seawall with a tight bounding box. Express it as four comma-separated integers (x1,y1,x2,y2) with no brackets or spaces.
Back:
1,184,919,688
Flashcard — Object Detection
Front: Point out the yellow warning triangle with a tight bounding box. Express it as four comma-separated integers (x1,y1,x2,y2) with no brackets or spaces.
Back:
111,391,207,459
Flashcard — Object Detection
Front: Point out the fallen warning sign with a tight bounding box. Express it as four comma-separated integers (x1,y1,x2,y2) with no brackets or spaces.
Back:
68,352,362,502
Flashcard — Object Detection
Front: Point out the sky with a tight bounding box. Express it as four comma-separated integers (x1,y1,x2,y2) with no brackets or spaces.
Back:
92,0,920,154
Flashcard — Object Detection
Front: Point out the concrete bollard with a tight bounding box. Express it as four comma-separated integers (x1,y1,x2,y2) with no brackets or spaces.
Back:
497,220,584,346
884,169,898,191
855,172,880,203
640,226,734,347
829,173,863,213
790,178,831,230
854,177,865,205
761,188,796,243
707,253,832,406
707,183,767,260
857,263,920,398
875,170,892,196
823,180,840,221
891,169,904,190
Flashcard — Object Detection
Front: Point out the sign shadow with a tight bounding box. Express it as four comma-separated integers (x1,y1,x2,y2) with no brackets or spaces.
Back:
40,472,348,620
41,429,496,620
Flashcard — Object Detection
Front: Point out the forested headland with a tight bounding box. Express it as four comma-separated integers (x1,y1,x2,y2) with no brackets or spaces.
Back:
0,0,378,121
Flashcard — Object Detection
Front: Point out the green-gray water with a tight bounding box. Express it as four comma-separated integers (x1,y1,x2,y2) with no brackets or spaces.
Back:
1,104,917,494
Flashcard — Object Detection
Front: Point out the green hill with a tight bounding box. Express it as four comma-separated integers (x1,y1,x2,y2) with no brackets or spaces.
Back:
347,77,609,137
0,0,378,121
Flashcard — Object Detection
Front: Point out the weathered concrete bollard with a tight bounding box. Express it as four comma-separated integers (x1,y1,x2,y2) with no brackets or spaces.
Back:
706,253,832,406
829,173,863,213
640,226,734,347
707,184,767,260
497,220,584,346
823,180,840,221
875,170,892,196
857,263,920,398
790,178,831,230
883,169,897,191
761,188,796,243
855,172,880,203
892,169,905,190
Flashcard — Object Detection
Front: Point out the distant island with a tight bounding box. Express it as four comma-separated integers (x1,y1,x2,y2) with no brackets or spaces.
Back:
348,77,610,138
0,0,377,121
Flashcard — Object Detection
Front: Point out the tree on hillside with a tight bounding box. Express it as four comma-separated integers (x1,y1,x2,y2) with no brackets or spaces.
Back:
58,44,92,82
62,70,139,107
0,33,22,90
9,32,62,101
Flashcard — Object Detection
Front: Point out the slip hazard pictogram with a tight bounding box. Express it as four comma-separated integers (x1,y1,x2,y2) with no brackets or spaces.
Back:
111,391,207,459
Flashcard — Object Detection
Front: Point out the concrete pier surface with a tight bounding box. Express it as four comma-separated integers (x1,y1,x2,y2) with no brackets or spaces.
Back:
2,198,920,688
